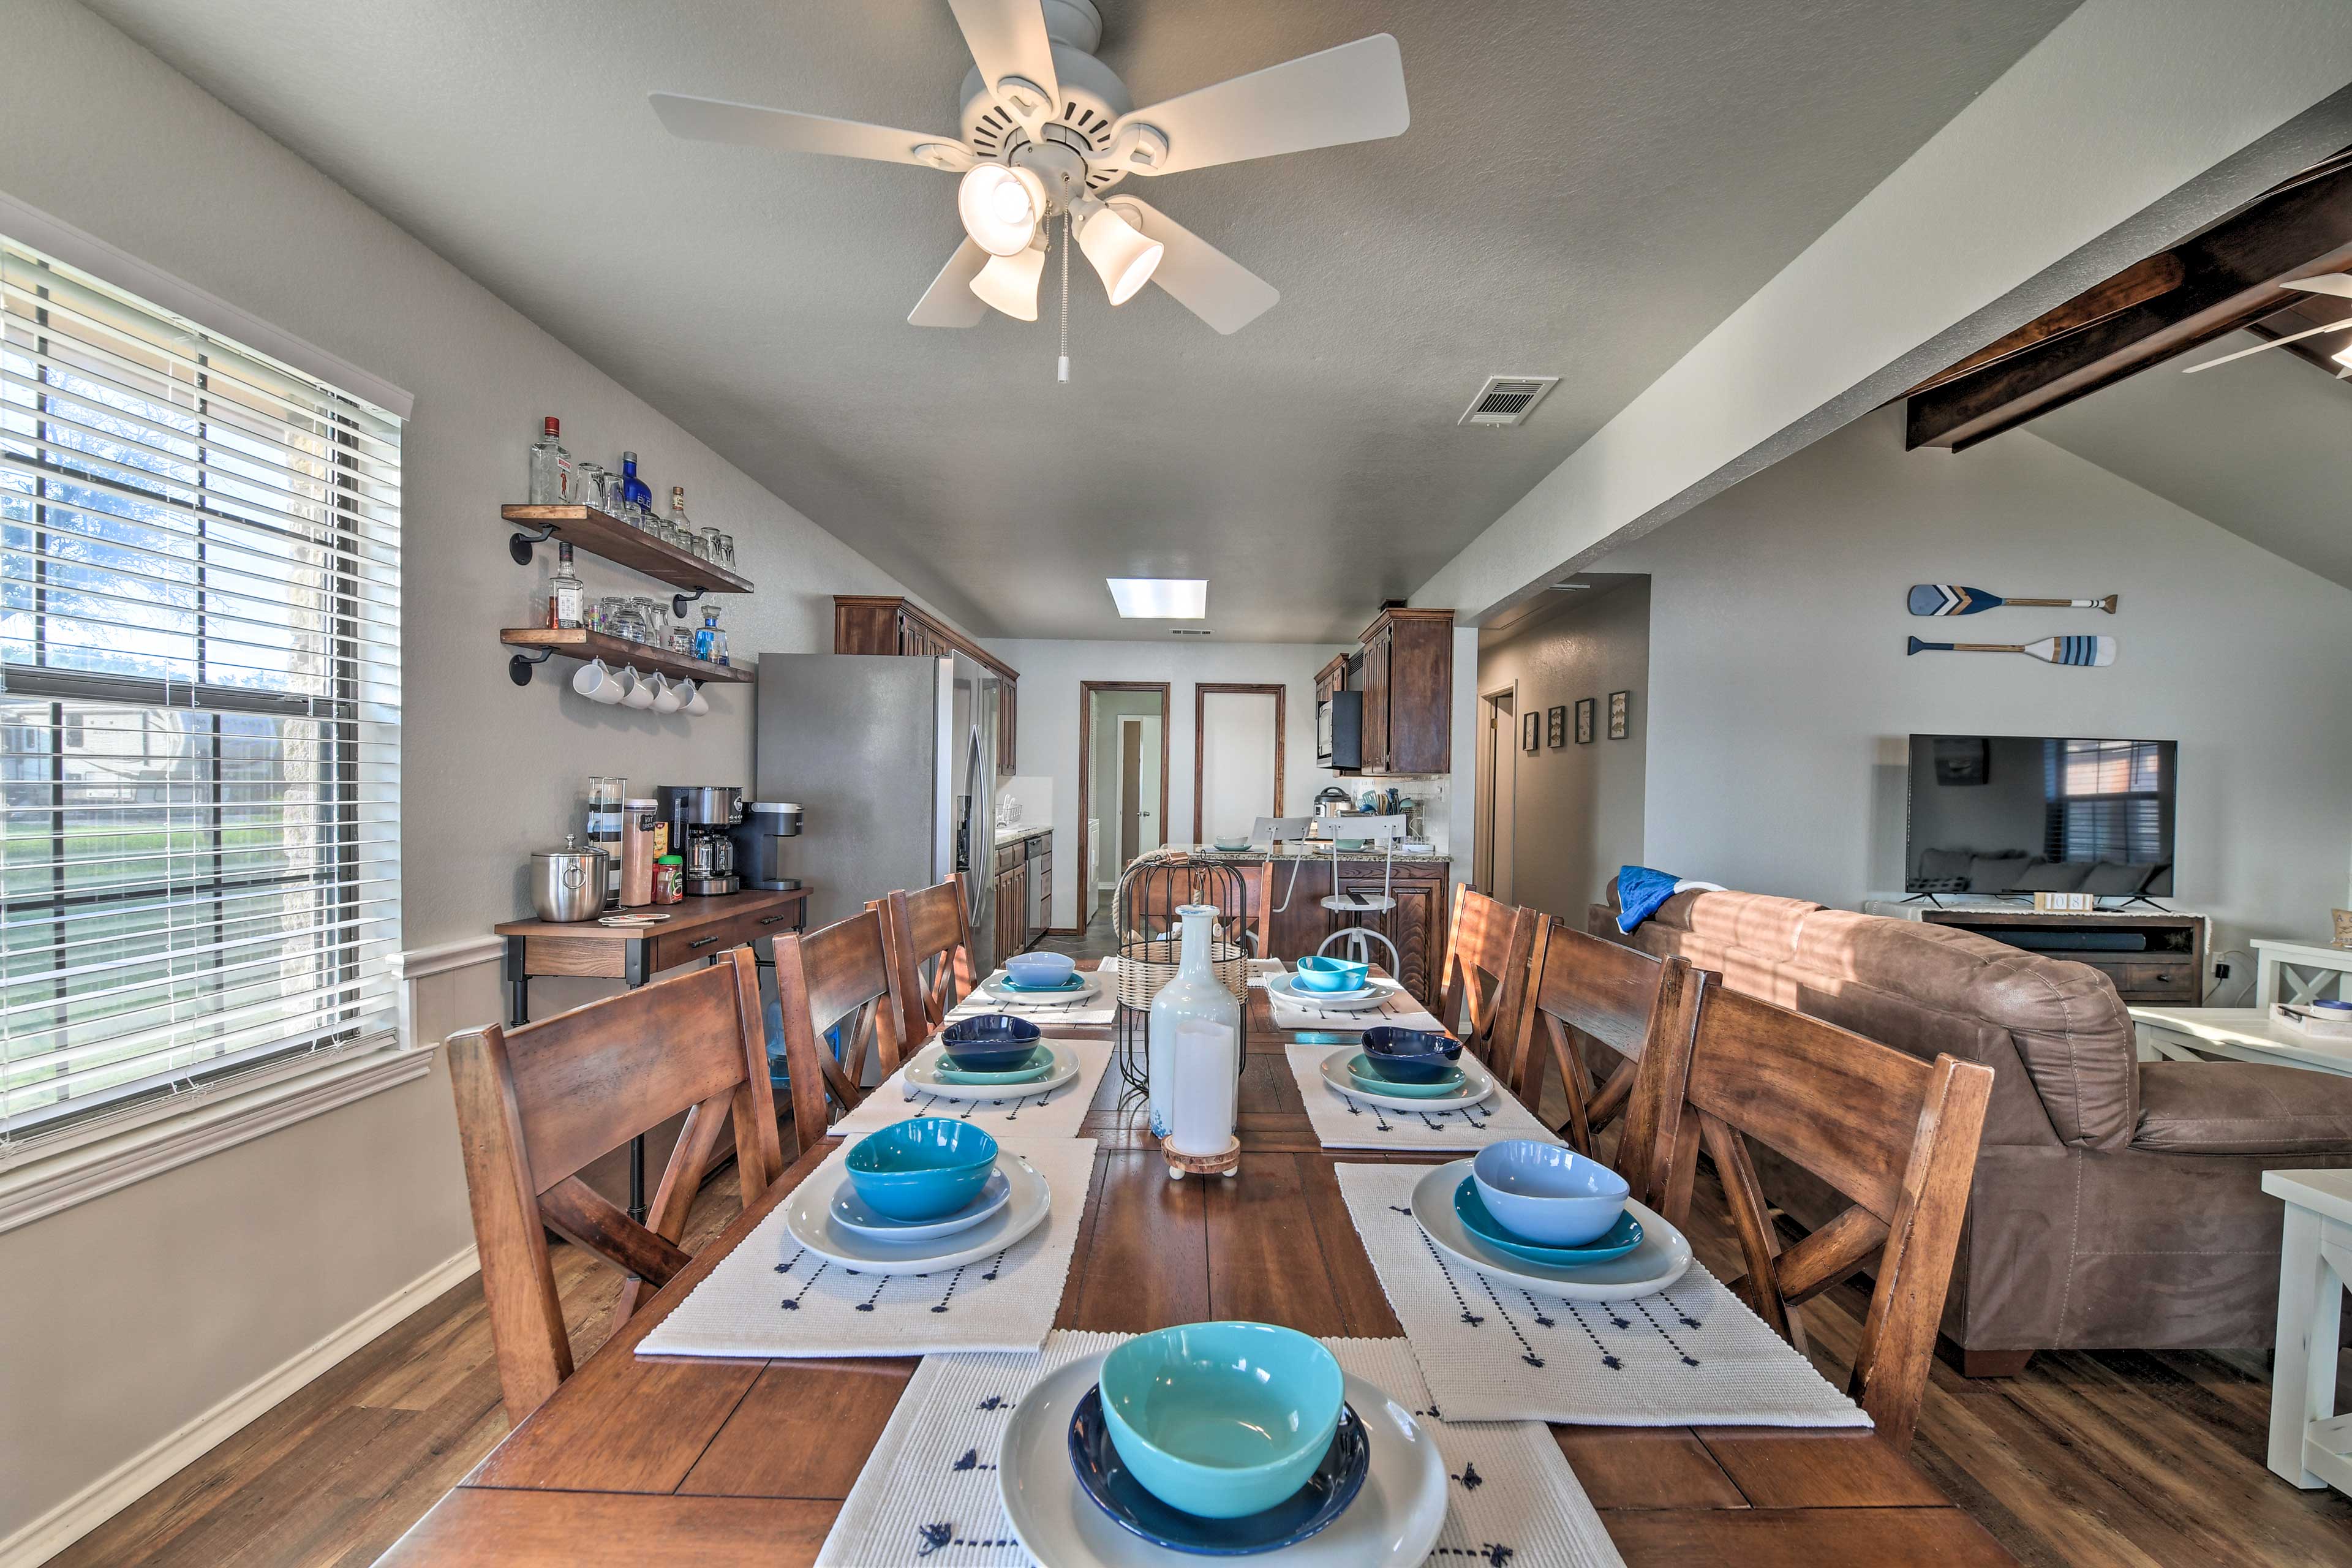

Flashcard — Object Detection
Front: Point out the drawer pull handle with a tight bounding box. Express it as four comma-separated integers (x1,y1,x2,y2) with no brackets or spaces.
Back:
759,914,792,925
688,935,722,950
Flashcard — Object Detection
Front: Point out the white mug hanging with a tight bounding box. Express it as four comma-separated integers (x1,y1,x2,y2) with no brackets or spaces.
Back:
684,680,710,716
572,657,623,705
650,673,682,714
620,665,657,709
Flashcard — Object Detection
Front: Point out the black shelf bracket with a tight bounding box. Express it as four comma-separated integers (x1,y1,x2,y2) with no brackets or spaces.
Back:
671,586,706,619
508,520,560,565
508,646,554,687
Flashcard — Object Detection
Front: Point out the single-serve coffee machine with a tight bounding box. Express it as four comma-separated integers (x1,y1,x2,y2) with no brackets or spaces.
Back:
657,785,744,896
731,801,803,891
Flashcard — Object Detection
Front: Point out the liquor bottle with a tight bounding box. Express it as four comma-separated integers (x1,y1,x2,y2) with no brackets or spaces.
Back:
529,416,575,504
668,486,694,553
620,451,652,512
547,541,585,630
695,604,723,665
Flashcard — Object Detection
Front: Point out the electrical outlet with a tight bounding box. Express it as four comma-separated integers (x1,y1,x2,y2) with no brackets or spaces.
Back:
2214,961,2231,980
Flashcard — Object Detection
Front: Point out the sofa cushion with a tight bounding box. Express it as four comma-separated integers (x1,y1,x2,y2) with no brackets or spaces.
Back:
2012,860,2090,892
1966,854,2033,892
2133,1061,2352,1153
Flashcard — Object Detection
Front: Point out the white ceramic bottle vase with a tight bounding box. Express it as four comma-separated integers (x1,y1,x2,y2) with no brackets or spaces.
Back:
1147,904,1242,1139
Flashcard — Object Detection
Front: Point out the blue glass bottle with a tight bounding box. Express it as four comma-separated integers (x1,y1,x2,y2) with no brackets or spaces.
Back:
620,451,652,511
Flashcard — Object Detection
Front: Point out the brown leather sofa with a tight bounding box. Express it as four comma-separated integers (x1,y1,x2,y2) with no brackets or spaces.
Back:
1591,886,2352,1369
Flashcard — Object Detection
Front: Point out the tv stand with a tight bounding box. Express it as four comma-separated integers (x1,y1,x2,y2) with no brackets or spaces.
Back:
1861,899,2207,1005
2107,895,2171,913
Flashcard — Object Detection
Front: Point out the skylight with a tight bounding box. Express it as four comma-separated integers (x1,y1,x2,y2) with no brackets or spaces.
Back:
1106,578,1207,618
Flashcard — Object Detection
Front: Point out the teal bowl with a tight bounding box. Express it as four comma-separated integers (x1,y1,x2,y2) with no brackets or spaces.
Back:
1294,955,1370,993
1099,1322,1344,1519
843,1118,998,1221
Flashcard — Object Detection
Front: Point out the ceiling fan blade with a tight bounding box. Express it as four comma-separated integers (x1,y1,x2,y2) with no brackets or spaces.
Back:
1110,198,1278,334
1109,34,1409,178
2282,274,2352,300
648,92,968,169
947,0,1061,137
2180,315,2352,372
909,239,991,327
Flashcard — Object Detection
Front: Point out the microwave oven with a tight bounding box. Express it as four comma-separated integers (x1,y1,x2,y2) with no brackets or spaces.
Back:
1317,690,1362,769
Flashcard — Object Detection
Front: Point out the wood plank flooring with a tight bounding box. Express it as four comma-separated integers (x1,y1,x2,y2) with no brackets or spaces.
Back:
45,930,2352,1567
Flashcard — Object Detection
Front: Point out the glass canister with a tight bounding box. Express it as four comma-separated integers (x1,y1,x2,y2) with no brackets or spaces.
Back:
1147,905,1242,1139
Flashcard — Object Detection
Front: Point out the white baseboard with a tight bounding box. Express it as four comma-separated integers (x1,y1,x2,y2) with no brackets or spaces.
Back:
0,1242,482,1568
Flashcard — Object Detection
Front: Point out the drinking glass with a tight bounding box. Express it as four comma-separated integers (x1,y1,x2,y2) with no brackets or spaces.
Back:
633,597,667,642
576,462,609,514
717,533,735,570
701,527,723,565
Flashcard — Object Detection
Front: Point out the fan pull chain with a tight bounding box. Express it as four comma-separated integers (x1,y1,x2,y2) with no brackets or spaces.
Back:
1057,210,1071,384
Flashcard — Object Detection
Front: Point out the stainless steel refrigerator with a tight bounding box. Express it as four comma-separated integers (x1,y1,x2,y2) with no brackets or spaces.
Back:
753,651,1001,968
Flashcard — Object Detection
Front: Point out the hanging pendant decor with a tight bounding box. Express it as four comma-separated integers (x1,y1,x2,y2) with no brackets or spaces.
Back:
1906,635,2117,667
1907,584,2118,616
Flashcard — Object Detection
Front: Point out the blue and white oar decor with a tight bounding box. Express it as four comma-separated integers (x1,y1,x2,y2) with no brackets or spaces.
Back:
1907,635,2116,667
1908,584,2117,616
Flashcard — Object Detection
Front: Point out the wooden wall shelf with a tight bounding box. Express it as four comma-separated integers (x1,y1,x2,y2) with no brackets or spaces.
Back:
502,504,752,594
499,627,753,685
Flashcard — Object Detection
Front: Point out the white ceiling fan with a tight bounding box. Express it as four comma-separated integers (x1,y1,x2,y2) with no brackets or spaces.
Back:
2183,274,2352,379
648,0,1408,337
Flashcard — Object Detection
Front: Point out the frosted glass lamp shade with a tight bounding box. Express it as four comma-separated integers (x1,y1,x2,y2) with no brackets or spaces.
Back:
1077,202,1163,305
970,246,1046,321
957,164,1046,257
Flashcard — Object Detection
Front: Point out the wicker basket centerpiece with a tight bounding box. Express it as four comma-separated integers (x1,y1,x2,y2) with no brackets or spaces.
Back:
1114,930,1250,1009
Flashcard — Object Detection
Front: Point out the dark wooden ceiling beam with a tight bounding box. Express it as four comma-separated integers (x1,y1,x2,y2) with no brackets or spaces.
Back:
1906,161,2352,450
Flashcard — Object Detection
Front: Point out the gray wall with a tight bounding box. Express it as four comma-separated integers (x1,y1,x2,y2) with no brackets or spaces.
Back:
1477,581,1651,921
1596,405,2352,958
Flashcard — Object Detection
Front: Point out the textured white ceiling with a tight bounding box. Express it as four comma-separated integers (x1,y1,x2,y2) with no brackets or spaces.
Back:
2033,329,2352,593
82,0,2078,641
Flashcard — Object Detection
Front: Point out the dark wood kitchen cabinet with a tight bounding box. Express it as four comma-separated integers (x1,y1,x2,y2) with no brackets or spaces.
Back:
1354,607,1452,775
834,594,1022,774
1128,855,1451,1009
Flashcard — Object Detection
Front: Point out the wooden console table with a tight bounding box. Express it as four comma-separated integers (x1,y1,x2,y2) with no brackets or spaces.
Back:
2253,938,2352,1008
1863,899,2206,1005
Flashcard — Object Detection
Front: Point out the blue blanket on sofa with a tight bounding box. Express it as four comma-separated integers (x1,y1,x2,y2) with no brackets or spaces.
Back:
1616,865,1724,934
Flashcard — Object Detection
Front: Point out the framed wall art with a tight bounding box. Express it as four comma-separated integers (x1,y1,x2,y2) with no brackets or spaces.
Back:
1608,690,1630,740
1521,710,1540,752
1574,697,1595,745
1546,704,1567,747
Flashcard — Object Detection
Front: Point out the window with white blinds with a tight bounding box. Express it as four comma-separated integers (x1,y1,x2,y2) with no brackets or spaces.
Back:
0,233,401,1148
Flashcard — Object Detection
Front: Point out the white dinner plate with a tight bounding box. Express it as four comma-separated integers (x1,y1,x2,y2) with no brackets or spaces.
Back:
827,1164,1011,1241
998,1352,1447,1567
1410,1159,1692,1302
980,971,1102,1004
903,1041,1081,1101
784,1150,1049,1275
1265,973,1403,1013
1316,1046,1495,1112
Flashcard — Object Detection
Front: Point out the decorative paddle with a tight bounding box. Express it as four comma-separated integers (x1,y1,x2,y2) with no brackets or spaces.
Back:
1907,635,2116,666
1908,584,2118,616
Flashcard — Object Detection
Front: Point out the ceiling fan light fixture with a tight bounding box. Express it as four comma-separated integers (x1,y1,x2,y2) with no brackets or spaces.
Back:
957,164,1047,257
1074,197,1163,306
970,244,1046,320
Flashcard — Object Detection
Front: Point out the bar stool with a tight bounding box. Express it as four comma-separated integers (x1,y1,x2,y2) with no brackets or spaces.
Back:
1315,813,1409,973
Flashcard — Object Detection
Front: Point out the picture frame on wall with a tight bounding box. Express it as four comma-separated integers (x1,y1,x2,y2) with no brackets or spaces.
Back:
1574,697,1595,745
1521,710,1540,752
1608,690,1630,740
1546,705,1567,747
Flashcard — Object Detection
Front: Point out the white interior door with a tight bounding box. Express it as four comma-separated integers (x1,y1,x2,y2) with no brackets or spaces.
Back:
1199,690,1280,842
1118,714,1164,861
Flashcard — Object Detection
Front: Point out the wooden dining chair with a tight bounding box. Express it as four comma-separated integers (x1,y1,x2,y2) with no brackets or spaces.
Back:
1513,916,1705,1204
771,908,909,1144
1653,982,1994,1451
873,873,979,1052
445,948,780,1422
1438,884,1537,1076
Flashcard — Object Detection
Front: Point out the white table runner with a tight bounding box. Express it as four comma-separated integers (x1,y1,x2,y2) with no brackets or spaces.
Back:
817,1330,1624,1568
1286,1044,1560,1151
831,1039,1112,1143
1336,1164,1871,1428
635,1137,1096,1360
944,957,1125,1030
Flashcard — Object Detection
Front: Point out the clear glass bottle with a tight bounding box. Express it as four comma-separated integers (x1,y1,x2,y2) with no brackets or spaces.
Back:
620,451,652,513
669,486,693,553
1147,905,1242,1139
694,604,722,665
546,541,585,629
529,416,575,504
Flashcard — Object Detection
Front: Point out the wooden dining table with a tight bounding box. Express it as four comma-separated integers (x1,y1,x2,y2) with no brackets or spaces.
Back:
380,960,2016,1566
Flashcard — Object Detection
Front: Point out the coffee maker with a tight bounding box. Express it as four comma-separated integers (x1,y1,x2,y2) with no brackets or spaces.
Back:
657,785,744,895
731,801,803,891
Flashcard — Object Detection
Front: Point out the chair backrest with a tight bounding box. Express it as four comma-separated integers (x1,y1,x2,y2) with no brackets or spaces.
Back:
771,908,908,1140
1654,982,1994,1450
1515,916,1704,1206
1312,813,1408,845
1251,816,1311,846
445,948,780,1421
1439,884,1537,1077
874,874,978,1050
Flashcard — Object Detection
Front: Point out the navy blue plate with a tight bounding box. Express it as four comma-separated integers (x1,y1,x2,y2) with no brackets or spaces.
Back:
1067,1384,1368,1556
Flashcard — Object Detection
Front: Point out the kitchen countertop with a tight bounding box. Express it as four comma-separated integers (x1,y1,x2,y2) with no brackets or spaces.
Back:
1137,842,1445,865
993,824,1050,846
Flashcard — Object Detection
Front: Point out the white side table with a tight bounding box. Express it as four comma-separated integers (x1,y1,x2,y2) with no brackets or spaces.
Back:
2264,1169,2352,1494
2253,939,2352,1008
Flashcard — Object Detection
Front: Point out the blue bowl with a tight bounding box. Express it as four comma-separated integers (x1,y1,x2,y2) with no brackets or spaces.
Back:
1454,1177,1643,1265
843,1118,998,1221
1294,955,1370,993
1099,1322,1344,1520
1360,1025,1463,1084
1005,951,1076,989
939,1012,1042,1069
1471,1140,1629,1246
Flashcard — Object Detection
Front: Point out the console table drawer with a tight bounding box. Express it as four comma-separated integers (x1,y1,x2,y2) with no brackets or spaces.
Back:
2097,960,2199,1001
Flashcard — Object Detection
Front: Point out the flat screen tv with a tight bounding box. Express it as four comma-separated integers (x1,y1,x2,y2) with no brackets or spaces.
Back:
1905,734,2176,899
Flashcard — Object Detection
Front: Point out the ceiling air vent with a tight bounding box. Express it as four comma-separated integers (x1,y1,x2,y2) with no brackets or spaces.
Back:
1459,375,1559,428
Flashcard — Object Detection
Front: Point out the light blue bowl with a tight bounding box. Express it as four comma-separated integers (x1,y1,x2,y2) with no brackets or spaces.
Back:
1294,955,1370,993
1004,951,1076,989
843,1118,998,1221
1471,1140,1629,1246
1099,1322,1344,1520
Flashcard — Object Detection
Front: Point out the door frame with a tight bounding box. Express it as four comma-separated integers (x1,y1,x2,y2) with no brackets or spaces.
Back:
1192,682,1286,842
1477,682,1518,903
1113,712,1164,865
1077,680,1172,918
